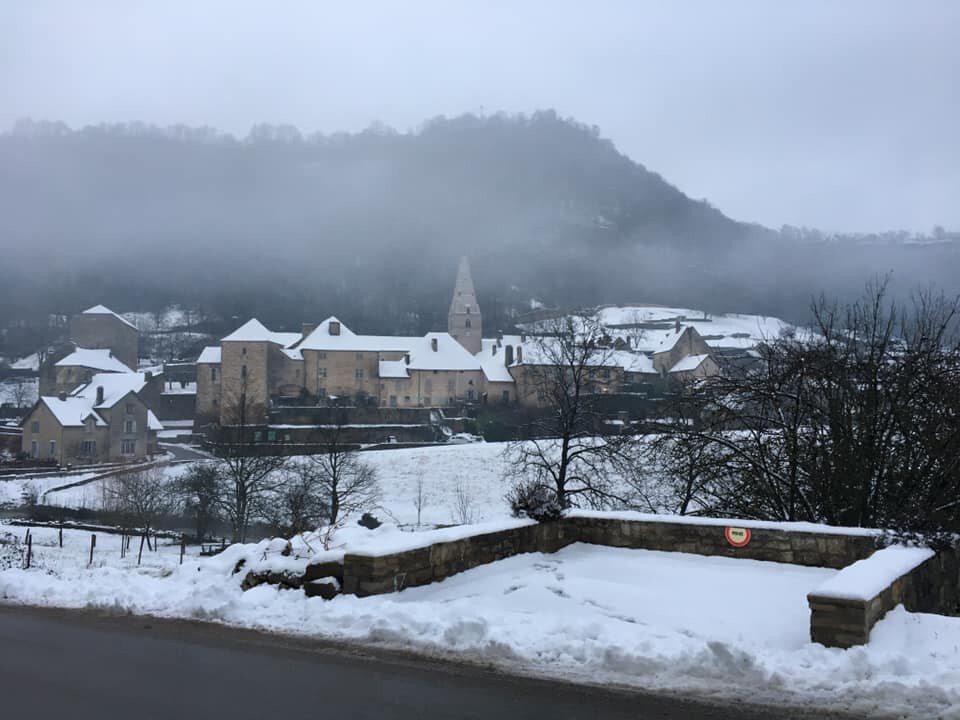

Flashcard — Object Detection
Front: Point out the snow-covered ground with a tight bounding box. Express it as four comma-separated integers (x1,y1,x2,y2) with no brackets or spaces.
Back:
40,443,517,524
0,523,956,718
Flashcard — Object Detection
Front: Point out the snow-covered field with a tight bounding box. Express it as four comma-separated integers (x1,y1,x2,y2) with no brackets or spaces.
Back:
39,443,517,524
1,522,957,718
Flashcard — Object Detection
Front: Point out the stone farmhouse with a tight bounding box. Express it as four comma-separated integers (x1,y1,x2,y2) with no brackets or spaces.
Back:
23,304,171,464
22,371,162,464
197,258,720,426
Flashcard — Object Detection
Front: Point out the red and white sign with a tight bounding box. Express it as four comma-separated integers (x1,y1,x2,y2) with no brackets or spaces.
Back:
724,526,751,548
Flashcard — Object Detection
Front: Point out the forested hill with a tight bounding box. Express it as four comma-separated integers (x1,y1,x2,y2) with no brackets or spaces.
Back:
1,112,956,336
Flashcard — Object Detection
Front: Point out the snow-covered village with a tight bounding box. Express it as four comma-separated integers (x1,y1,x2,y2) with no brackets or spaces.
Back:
3,5,960,720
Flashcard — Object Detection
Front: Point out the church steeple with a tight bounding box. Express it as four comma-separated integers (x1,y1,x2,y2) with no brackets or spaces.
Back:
448,257,482,354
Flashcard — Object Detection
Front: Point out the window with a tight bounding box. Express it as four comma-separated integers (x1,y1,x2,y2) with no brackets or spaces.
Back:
81,440,96,456
67,368,73,378
295,369,300,379
389,395,397,407
241,365,247,379
242,347,247,356
30,440,38,458
284,433,291,442
447,380,455,392
424,379,433,393
254,431,263,442
395,381,403,391
267,431,277,442
465,319,471,328
355,352,364,360
211,367,217,382
466,305,471,314
124,420,136,433
30,421,39,434
502,390,510,403
404,396,411,403
467,390,475,401
355,368,364,379
318,367,327,378
125,403,134,415
602,368,611,380
48,440,56,458
318,352,327,360
121,439,136,455
318,386,326,398
423,396,431,406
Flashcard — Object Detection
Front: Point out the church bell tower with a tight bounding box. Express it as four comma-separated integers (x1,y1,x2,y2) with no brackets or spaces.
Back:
448,257,482,355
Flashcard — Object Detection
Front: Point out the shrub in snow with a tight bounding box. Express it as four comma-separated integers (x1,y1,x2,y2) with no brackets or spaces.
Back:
0,532,23,571
506,480,563,522
358,512,382,529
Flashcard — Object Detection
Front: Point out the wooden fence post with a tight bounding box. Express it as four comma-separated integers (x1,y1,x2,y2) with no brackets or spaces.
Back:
138,534,145,565
88,534,96,566
25,533,32,570
180,535,186,565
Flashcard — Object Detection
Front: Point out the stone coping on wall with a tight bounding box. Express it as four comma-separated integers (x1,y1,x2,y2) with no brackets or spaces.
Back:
565,509,881,537
807,545,952,648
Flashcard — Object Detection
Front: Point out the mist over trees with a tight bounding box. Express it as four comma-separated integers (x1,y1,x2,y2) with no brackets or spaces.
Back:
1,111,957,340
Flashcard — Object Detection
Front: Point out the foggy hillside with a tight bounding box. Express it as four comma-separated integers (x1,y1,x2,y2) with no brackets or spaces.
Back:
1,111,957,336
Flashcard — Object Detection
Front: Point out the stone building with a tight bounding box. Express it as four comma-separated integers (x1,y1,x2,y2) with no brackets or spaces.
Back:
52,347,132,395
448,257,482,354
21,372,161,464
69,305,139,371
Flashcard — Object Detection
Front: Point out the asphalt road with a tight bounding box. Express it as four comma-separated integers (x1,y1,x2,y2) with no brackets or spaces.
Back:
0,605,860,720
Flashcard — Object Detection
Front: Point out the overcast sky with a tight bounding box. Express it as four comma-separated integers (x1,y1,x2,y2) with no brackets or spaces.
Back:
2,1,957,233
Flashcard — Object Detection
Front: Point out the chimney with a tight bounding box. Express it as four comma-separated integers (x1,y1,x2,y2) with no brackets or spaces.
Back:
504,345,514,366
520,333,526,343
302,322,315,337
431,337,438,352
517,347,523,364
58,391,67,401
492,344,497,356
96,386,104,405
675,319,681,333
329,320,341,336
404,353,411,365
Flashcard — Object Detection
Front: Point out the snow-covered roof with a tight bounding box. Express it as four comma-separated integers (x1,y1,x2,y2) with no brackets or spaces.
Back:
379,360,409,379
608,350,656,374
477,340,515,383
221,318,301,347
197,346,221,364
300,317,415,353
82,304,139,331
147,410,164,431
71,372,148,409
39,397,106,427
406,333,482,371
55,347,131,373
669,354,711,374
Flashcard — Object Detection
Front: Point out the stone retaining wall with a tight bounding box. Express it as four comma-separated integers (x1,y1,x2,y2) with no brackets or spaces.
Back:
808,550,960,648
566,515,877,569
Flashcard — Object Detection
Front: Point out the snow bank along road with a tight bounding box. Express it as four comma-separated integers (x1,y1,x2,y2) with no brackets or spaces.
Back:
0,605,857,720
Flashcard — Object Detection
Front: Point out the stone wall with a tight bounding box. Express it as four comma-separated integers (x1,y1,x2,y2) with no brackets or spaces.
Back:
808,550,960,648
342,522,573,597
566,515,877,569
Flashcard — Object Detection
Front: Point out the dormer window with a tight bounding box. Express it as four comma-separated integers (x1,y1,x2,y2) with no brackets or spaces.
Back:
125,403,134,415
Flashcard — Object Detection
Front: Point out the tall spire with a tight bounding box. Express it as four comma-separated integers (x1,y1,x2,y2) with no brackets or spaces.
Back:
448,257,482,354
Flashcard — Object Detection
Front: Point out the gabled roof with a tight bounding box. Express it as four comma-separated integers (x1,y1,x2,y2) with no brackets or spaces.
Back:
608,350,657,374
55,347,131,374
70,372,148,409
300,317,413,352
197,346,222,364
81,305,138,331
39,397,106,427
147,410,164,431
669,354,711,374
221,318,301,347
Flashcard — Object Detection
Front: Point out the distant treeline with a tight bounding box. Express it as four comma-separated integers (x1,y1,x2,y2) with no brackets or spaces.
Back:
1,111,957,348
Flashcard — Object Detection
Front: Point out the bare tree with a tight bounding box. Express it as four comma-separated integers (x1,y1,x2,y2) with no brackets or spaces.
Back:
311,416,380,532
9,379,33,409
655,280,960,538
173,462,222,542
211,380,287,542
506,315,634,509
449,479,478,525
272,458,329,536
104,465,174,544
412,476,429,527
